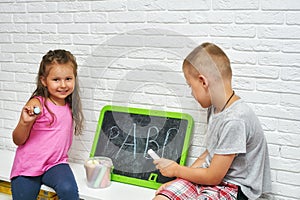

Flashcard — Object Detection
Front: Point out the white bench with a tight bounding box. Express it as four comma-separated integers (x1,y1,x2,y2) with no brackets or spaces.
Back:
0,149,155,200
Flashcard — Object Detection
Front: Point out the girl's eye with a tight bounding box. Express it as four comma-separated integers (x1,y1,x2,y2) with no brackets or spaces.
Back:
53,79,59,82
66,77,73,81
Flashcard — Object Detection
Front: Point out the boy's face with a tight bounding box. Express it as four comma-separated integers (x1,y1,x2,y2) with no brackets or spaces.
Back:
183,67,211,108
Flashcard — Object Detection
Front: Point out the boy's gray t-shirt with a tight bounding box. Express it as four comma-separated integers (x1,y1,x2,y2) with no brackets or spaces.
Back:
203,99,271,200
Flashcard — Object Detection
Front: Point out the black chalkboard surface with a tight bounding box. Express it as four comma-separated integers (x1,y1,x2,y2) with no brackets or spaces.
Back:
90,105,193,189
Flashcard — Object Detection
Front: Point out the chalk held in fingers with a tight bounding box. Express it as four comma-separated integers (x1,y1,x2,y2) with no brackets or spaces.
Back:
33,107,40,115
148,149,160,160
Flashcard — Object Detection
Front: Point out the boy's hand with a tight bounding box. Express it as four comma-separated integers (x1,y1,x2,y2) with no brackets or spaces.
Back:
153,158,179,177
155,180,176,195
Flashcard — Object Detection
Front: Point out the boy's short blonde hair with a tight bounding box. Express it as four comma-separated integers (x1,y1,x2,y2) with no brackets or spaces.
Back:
183,43,232,83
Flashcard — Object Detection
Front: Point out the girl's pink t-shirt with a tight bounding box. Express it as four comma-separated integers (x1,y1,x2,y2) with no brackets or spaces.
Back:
10,96,73,179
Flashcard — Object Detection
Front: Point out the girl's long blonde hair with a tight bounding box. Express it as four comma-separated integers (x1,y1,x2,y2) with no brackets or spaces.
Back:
31,49,84,135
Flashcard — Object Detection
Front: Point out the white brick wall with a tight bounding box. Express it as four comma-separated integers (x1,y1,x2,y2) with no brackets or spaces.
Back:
0,1,299,199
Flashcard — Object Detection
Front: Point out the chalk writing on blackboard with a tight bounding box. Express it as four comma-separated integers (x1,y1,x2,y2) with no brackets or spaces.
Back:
90,105,193,189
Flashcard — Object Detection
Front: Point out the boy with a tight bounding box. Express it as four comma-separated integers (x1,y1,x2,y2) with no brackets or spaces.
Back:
153,43,271,200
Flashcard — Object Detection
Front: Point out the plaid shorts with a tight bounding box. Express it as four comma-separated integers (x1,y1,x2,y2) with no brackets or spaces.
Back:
157,178,239,200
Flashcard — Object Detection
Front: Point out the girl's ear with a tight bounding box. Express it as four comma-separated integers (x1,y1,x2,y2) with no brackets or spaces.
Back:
198,74,209,88
40,76,47,87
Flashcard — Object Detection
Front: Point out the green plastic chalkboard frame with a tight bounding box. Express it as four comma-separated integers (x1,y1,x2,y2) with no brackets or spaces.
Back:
90,105,193,189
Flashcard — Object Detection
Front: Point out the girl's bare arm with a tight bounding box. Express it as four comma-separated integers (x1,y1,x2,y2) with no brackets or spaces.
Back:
13,98,41,145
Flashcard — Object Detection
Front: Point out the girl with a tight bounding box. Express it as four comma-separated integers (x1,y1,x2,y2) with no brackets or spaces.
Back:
153,43,271,200
10,49,84,200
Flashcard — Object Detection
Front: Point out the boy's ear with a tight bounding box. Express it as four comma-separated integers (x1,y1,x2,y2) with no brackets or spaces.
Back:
198,74,209,88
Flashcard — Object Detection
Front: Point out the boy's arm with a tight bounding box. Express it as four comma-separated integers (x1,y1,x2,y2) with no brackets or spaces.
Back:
190,149,209,168
13,98,41,146
155,153,235,185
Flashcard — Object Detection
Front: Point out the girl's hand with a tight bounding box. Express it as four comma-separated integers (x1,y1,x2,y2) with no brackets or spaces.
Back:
153,158,179,178
20,106,39,124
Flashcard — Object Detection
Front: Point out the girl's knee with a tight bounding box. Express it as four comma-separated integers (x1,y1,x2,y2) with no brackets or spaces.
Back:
55,182,79,199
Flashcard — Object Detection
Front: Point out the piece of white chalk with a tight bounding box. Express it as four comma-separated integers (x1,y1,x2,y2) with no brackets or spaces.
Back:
33,107,40,115
147,149,160,160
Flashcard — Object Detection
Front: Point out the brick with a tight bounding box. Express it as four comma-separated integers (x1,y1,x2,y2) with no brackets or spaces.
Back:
267,144,280,157
2,63,37,73
42,13,73,23
281,146,300,160
91,23,126,34
281,67,300,81
27,2,57,13
232,78,256,90
0,34,11,43
0,53,13,62
108,11,146,23
235,12,283,24
0,3,26,13
41,35,72,44
0,91,15,101
232,65,279,79
262,0,300,10
167,0,210,11
277,171,300,185
58,2,90,12
0,14,12,23
127,0,167,11
13,13,41,23
258,26,300,39
92,1,127,11
190,11,233,24
259,53,300,67
280,93,300,108
57,24,89,34
230,51,259,65
254,104,300,121
1,44,27,53
73,35,106,45
13,34,41,43
257,80,300,95
147,12,188,23
27,24,56,33
210,25,256,38
259,117,278,131
14,53,41,64
239,89,279,106
74,12,107,23
282,41,300,53
265,131,300,147
0,72,14,81
270,156,300,172
0,24,26,33
213,0,258,10
278,119,300,134
271,182,300,199
286,12,300,25
232,39,281,52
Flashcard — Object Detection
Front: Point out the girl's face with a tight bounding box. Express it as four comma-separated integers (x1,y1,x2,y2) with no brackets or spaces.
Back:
183,67,211,108
41,62,75,105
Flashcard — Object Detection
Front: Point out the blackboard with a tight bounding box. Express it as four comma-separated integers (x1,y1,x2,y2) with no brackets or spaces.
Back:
90,105,193,189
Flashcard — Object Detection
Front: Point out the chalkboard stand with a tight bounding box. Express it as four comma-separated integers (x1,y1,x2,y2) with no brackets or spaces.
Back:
90,105,193,189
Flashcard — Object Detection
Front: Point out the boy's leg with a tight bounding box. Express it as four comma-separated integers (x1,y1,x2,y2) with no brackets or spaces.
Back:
11,176,42,200
42,163,79,200
198,182,238,200
155,178,198,200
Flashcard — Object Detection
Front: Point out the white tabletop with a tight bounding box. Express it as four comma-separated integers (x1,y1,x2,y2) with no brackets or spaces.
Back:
0,149,155,200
